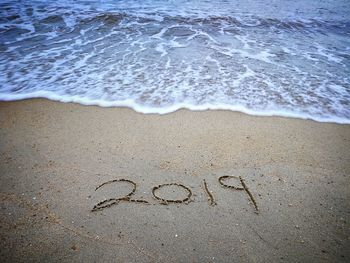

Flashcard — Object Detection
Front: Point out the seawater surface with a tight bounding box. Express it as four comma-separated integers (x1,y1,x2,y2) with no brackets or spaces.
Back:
0,0,350,123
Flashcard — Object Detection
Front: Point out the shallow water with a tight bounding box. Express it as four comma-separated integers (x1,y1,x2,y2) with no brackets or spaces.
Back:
0,0,349,123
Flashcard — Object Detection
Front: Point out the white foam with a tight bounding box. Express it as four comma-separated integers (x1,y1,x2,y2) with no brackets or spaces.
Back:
0,91,349,124
155,43,167,57
151,27,168,39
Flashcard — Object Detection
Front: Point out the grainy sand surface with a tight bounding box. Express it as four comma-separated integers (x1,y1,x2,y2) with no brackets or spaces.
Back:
0,99,349,262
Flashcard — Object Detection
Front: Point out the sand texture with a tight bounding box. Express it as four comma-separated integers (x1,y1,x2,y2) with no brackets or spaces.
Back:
0,99,349,262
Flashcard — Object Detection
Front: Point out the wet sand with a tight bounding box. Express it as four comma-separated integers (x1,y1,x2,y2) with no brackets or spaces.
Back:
0,99,349,262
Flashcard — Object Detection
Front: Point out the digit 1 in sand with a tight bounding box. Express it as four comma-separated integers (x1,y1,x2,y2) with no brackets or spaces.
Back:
203,179,217,206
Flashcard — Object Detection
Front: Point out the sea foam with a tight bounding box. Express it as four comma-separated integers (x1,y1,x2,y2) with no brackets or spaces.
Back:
0,0,349,123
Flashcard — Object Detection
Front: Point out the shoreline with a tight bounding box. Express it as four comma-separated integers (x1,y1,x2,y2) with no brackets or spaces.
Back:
0,94,349,124
1,99,349,262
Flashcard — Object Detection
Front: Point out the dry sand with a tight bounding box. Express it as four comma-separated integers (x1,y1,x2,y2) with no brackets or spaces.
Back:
0,99,349,262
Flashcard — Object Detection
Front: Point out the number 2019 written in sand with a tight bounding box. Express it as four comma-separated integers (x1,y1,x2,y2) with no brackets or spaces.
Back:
92,176,259,214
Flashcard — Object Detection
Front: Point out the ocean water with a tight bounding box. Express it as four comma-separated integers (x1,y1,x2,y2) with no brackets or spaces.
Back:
0,0,349,123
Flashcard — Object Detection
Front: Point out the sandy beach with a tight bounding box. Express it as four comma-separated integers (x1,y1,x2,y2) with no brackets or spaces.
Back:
0,99,349,262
